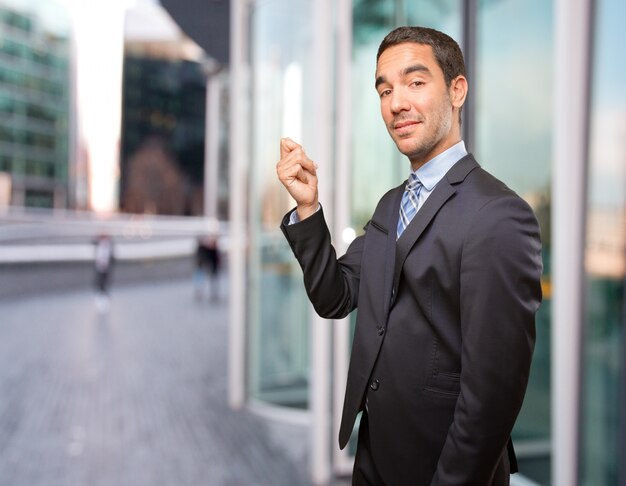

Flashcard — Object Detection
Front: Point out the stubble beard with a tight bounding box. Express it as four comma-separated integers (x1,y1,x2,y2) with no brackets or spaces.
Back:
392,99,454,166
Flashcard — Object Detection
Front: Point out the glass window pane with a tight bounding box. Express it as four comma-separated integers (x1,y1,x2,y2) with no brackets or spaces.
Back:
403,0,462,35
247,0,317,408
476,0,553,483
351,0,399,229
580,0,626,484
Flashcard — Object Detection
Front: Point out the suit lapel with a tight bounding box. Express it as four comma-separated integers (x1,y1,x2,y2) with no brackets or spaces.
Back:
381,186,404,320
391,155,479,302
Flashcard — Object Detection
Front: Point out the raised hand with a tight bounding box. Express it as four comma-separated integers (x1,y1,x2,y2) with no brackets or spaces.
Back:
276,138,319,221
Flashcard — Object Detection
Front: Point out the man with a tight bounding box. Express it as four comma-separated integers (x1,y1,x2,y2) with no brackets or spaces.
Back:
276,26,542,485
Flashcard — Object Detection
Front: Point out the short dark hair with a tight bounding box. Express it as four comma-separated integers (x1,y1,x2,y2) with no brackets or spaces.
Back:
376,26,466,88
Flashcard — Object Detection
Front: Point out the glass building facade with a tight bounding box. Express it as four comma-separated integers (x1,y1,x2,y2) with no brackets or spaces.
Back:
229,0,625,484
580,0,626,484
0,0,70,208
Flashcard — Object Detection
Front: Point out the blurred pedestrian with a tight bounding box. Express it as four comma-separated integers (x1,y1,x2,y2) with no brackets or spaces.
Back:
204,236,220,301
194,235,221,301
93,233,114,312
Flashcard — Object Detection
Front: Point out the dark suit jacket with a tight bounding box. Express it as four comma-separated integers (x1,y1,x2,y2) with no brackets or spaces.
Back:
281,154,543,485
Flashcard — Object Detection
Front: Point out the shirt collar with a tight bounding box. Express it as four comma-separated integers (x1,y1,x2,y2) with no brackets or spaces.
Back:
413,140,467,191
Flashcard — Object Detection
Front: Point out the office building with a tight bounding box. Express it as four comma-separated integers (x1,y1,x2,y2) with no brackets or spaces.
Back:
120,2,212,216
0,0,71,208
120,55,207,215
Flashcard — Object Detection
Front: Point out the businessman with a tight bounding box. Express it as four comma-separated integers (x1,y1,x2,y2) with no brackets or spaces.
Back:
276,26,543,485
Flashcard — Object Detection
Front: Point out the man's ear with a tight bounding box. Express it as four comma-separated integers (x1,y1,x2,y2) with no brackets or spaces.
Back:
450,75,468,109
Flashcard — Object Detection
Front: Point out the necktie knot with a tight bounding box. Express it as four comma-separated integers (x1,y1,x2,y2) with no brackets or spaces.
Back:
397,173,423,239
406,173,421,192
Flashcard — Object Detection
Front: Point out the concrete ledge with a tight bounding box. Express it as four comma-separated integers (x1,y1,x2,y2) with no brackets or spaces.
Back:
0,257,195,299
0,238,197,263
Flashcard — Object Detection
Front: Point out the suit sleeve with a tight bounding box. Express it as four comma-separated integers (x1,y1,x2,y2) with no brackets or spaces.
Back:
281,205,364,319
431,195,543,485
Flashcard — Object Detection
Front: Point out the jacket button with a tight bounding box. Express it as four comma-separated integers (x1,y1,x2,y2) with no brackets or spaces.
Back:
369,379,380,391
377,326,385,336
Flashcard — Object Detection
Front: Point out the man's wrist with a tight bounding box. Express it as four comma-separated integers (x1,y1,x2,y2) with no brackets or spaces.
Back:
289,203,320,225
296,202,319,222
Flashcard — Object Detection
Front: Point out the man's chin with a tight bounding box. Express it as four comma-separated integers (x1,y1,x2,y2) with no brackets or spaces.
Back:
394,139,423,158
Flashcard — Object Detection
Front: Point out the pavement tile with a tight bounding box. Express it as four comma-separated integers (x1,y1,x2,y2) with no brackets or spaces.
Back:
0,275,348,486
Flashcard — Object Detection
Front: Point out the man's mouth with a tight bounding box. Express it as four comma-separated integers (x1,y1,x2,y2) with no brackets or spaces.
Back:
393,120,420,133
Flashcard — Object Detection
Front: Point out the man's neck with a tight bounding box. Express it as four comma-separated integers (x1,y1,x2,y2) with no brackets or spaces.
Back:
410,138,463,172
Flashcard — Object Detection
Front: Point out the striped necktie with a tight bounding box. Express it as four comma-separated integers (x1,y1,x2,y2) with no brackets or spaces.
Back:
397,173,422,239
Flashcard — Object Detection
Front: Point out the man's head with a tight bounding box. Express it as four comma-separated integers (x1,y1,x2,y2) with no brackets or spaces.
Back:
375,26,468,169
377,27,466,90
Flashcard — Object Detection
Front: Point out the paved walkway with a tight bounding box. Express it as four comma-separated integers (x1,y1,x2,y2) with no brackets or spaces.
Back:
0,275,341,486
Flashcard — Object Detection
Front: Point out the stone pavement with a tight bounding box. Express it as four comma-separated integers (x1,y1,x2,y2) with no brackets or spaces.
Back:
0,275,350,486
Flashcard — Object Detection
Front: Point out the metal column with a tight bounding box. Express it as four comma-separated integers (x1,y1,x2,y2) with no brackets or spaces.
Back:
310,0,334,483
228,0,249,410
332,0,355,477
552,0,594,484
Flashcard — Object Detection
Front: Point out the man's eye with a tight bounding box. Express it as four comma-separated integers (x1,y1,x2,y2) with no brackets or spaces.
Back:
379,89,391,98
411,81,424,87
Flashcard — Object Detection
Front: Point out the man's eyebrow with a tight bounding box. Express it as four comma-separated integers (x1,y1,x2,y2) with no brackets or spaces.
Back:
403,64,430,76
375,64,431,89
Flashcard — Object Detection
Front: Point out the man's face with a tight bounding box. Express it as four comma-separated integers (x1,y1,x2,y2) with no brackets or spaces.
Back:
375,43,460,168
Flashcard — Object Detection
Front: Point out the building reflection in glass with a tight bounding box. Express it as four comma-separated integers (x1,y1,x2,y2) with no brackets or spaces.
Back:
580,0,626,484
247,0,316,408
476,1,553,482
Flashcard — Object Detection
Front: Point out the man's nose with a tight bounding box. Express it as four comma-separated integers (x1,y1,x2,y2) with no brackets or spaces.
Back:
390,88,411,113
